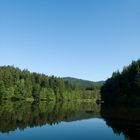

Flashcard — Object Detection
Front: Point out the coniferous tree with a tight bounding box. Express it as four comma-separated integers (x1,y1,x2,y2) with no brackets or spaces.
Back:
101,59,140,104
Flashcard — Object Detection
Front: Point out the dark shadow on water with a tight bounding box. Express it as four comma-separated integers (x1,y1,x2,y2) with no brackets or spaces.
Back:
101,104,140,140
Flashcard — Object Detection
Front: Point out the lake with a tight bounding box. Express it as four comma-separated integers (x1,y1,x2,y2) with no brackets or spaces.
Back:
0,101,139,140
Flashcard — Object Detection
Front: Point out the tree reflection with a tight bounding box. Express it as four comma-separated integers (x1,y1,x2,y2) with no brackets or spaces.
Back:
101,104,140,140
0,101,100,133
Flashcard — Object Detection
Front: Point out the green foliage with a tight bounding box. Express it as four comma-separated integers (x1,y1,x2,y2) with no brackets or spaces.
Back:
101,59,140,104
0,81,5,99
39,88,55,101
0,66,99,101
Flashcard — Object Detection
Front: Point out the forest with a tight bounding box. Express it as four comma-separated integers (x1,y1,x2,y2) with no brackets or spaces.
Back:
0,66,100,102
1,59,140,104
101,59,140,104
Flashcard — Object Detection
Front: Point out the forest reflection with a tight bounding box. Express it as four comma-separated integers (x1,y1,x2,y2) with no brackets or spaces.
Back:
0,101,100,133
101,104,140,140
1,100,140,140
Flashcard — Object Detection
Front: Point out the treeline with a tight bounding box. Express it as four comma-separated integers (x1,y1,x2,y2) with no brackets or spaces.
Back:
101,59,140,104
0,66,99,101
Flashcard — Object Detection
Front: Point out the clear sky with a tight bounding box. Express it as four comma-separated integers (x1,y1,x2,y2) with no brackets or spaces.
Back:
0,0,140,81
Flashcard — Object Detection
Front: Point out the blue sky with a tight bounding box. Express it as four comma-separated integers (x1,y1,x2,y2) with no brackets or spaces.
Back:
0,0,140,81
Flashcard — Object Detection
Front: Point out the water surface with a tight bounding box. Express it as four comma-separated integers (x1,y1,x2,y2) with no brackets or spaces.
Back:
0,101,139,140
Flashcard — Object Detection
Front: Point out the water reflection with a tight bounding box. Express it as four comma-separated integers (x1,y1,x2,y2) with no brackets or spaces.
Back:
101,104,140,140
0,101,100,133
0,101,140,140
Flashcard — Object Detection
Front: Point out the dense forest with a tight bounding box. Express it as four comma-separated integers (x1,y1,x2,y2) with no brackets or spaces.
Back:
101,59,140,104
0,66,100,101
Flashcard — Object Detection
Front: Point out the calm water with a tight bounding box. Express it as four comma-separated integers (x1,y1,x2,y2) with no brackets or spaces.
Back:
0,101,139,140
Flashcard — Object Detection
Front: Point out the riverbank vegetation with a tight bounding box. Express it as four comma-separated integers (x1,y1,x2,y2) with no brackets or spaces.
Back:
0,66,100,102
101,59,140,104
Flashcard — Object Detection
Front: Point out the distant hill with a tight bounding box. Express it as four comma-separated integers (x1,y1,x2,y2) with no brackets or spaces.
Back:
63,77,104,89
